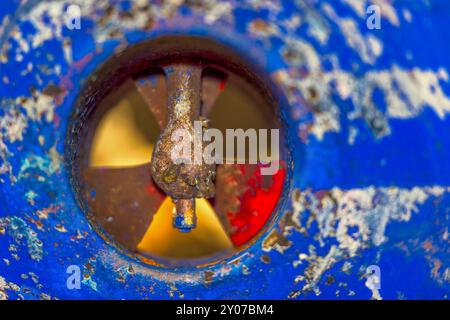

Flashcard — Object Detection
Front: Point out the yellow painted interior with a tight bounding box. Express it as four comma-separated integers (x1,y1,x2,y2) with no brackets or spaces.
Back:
90,87,159,167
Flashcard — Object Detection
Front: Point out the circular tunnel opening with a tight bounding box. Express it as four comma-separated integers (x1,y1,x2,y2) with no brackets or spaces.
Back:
67,36,289,267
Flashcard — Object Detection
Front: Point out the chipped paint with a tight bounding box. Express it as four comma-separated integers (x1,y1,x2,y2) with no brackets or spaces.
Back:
0,0,449,300
0,216,43,261
274,186,450,298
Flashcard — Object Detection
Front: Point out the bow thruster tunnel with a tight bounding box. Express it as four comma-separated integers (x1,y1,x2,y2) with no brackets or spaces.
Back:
0,0,449,300
69,37,288,264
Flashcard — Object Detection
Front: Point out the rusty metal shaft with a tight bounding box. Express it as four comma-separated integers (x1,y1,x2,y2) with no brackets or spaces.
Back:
150,64,216,232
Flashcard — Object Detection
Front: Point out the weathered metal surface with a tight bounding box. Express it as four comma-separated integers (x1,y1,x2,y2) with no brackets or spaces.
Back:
84,164,164,251
150,63,215,232
0,0,449,300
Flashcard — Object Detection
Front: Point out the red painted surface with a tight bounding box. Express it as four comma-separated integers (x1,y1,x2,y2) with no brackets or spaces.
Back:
146,181,165,200
228,162,286,247
219,79,226,90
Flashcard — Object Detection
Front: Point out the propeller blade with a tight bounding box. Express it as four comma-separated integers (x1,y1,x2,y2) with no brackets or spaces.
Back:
201,68,228,117
134,71,168,129
83,163,165,251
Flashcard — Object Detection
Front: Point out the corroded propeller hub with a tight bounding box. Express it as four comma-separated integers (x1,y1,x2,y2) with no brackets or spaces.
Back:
150,64,216,232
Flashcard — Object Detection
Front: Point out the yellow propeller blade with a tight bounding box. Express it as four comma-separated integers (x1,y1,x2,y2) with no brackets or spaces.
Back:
137,197,233,259
90,87,159,167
